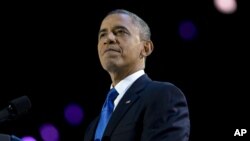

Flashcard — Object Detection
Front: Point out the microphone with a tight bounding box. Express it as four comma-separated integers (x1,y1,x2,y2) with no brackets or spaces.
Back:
0,95,31,124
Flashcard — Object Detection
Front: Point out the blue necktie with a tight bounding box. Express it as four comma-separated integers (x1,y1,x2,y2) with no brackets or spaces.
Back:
94,88,119,141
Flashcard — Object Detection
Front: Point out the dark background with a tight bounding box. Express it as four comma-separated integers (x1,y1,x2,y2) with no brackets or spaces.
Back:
0,0,249,140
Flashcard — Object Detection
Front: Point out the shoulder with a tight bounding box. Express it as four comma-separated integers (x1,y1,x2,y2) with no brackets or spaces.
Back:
136,74,186,100
148,81,183,94
142,80,186,102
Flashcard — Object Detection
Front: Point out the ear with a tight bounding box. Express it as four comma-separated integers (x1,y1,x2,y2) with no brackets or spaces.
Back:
140,40,154,58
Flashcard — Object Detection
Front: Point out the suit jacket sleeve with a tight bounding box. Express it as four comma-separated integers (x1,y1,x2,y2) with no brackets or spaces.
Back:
141,83,190,141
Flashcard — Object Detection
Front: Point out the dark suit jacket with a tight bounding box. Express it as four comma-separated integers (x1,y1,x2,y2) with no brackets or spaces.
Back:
84,74,190,141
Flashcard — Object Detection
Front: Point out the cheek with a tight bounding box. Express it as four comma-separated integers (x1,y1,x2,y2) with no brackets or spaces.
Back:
122,49,137,60
97,44,102,54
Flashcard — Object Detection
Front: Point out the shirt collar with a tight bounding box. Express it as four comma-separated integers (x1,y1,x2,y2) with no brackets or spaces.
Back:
111,70,145,96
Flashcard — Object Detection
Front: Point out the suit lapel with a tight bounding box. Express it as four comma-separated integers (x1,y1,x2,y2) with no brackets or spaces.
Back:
85,117,99,141
103,74,151,137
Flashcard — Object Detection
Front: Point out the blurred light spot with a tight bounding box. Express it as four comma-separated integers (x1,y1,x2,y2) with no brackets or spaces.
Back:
22,136,37,141
179,21,197,41
214,0,237,14
64,103,84,126
39,123,59,141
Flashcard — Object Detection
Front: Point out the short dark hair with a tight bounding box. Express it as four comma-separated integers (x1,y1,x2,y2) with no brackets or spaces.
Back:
107,9,151,41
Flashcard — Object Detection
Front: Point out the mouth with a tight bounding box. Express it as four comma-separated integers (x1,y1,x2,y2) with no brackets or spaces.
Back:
104,48,121,54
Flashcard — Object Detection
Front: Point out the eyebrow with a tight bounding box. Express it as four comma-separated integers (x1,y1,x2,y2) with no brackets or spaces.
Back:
113,25,129,31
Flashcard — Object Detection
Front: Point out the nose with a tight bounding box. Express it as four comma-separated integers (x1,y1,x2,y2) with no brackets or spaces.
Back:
104,32,116,44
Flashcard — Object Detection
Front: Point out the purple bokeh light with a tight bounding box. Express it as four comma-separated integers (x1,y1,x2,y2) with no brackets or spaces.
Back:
22,136,37,141
179,21,197,41
39,123,59,141
64,103,84,126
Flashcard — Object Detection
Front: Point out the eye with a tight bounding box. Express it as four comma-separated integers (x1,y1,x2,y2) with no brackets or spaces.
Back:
115,29,127,36
99,33,107,39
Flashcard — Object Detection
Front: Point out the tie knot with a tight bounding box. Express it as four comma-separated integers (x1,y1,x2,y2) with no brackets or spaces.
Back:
107,88,119,102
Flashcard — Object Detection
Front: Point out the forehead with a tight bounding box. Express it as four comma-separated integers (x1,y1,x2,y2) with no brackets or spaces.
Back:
100,13,137,31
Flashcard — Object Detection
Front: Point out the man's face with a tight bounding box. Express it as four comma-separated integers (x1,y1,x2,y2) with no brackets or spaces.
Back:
98,13,143,73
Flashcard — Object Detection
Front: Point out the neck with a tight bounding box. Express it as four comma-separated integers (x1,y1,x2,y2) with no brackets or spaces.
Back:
109,64,144,87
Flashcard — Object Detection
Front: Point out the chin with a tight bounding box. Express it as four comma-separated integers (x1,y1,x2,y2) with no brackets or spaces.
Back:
103,62,121,72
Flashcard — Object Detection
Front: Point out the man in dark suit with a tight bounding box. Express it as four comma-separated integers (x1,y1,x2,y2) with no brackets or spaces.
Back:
84,9,190,141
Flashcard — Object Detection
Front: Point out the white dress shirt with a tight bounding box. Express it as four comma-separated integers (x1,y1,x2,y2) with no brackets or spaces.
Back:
111,70,145,110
